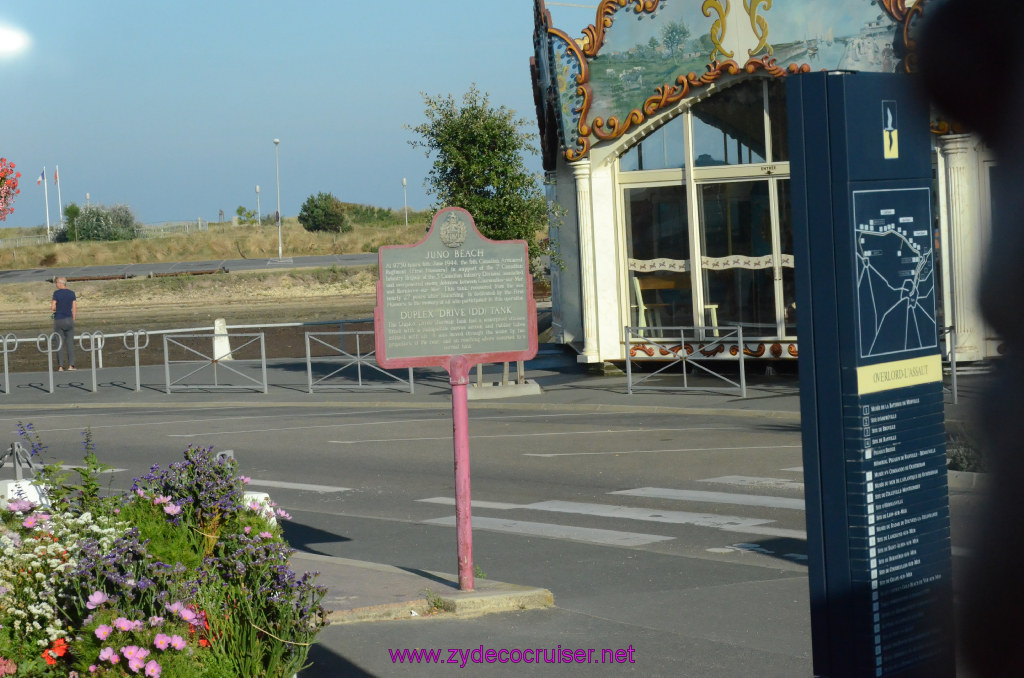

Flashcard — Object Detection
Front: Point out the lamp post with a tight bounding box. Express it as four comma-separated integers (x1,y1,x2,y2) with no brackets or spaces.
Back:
255,185,261,227
402,177,408,228
273,138,282,258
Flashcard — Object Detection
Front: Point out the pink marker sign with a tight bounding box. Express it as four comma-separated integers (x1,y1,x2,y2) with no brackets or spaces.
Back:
374,207,538,590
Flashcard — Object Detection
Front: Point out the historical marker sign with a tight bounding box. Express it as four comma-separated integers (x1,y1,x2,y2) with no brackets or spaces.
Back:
374,207,538,591
375,207,537,368
788,72,955,677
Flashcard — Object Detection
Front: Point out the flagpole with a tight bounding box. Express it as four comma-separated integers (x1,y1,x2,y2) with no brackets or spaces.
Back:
42,166,50,241
54,166,63,225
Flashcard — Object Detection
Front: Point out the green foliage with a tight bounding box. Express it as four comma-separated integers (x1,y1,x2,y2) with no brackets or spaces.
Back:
55,203,141,242
63,202,82,241
344,203,397,224
298,192,352,233
235,205,258,224
407,85,555,271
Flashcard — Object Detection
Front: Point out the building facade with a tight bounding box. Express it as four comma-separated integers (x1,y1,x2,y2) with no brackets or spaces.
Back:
531,0,997,364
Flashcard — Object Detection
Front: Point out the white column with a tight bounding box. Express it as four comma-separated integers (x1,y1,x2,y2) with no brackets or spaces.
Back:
572,159,600,363
936,134,987,362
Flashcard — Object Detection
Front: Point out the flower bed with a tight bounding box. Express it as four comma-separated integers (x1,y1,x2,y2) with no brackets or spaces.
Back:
0,428,327,677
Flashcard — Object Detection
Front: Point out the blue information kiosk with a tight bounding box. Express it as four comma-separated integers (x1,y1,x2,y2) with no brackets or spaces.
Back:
788,72,955,677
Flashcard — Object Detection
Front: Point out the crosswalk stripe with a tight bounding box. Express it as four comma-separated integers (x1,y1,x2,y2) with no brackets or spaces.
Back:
417,497,521,510
246,480,349,493
519,500,774,530
699,475,804,491
721,525,807,539
611,487,805,511
423,516,674,547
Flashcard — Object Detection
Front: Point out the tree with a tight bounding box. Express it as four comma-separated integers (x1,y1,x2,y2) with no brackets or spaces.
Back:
661,21,691,57
0,158,21,222
297,192,351,233
235,205,258,224
63,202,82,241
407,85,553,270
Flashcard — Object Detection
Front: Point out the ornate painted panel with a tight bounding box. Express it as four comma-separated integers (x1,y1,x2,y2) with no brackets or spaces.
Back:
533,0,928,162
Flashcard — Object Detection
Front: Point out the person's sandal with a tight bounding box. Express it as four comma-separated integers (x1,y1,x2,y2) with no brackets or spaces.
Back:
58,366,63,372
67,366,76,371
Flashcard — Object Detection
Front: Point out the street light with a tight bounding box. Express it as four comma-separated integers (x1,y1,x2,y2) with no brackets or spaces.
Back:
402,177,408,228
255,184,261,227
274,138,282,258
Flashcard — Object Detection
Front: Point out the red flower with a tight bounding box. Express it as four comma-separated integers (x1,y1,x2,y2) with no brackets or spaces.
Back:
41,637,68,665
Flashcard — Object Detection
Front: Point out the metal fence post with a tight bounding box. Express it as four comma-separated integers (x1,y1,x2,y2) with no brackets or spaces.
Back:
123,330,149,392
35,332,61,394
0,334,17,394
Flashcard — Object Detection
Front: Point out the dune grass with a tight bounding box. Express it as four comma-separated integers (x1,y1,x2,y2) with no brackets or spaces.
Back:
0,207,433,270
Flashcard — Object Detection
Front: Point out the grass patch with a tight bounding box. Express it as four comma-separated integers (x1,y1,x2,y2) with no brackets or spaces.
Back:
0,207,432,270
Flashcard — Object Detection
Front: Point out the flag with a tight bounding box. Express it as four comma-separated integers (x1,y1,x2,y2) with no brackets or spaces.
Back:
37,171,43,185
53,168,58,185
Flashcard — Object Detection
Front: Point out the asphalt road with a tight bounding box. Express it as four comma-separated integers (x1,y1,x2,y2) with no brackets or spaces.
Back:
0,253,378,283
0,393,983,677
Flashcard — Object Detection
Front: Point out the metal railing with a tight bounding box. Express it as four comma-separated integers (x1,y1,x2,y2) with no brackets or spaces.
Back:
624,325,747,397
304,330,413,393
163,332,268,394
940,325,958,405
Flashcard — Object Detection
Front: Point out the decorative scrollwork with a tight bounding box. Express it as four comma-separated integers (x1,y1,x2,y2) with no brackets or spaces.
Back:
744,344,767,357
703,0,732,61
770,343,783,358
630,343,656,357
787,344,798,357
700,344,726,357
877,0,926,72
930,119,968,136
743,0,773,57
581,0,662,57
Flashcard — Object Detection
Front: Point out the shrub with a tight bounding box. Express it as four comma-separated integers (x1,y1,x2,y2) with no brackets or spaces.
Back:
56,204,141,242
298,192,351,233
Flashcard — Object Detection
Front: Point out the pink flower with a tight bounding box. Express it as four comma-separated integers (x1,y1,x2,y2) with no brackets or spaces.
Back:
21,515,38,528
86,591,109,609
95,624,112,640
169,635,186,650
259,531,273,539
275,508,291,520
121,645,139,660
243,526,252,534
164,602,183,614
6,498,33,512
152,495,170,506
239,475,250,484
152,634,170,650
128,657,145,672
144,660,162,677
178,608,196,623
162,503,181,516
98,647,114,661
148,616,164,627
114,617,135,632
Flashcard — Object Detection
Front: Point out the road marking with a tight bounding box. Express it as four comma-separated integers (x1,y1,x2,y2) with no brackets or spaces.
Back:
521,500,774,530
699,475,805,491
171,411,603,439
245,480,349,493
721,525,807,539
423,516,674,547
524,445,801,458
331,426,738,445
417,497,521,510
781,467,804,473
610,487,805,510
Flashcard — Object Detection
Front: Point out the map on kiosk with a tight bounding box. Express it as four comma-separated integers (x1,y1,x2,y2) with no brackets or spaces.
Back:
853,187,937,359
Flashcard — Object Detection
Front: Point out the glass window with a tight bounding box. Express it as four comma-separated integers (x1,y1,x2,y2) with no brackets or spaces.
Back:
692,80,767,167
625,186,693,328
619,115,686,172
699,181,776,334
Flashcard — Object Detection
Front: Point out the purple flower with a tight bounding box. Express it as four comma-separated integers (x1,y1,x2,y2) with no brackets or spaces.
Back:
86,591,109,610
94,624,112,640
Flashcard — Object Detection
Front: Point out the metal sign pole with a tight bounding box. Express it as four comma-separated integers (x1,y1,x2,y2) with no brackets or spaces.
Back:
449,355,474,591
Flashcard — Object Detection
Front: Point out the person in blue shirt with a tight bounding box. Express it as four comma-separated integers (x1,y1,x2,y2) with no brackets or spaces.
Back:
50,276,77,371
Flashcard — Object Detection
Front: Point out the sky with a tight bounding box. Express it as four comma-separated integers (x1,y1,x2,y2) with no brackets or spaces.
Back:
0,1,596,229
